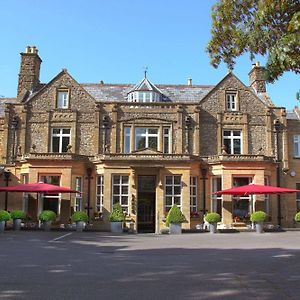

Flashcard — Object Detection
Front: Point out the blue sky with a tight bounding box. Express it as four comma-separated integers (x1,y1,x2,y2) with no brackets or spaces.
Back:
0,0,299,109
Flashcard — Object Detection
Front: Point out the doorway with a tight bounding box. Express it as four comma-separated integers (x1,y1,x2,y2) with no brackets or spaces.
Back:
137,176,156,233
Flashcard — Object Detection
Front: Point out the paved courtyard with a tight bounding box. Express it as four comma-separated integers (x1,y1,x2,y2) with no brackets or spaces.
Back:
1,231,300,299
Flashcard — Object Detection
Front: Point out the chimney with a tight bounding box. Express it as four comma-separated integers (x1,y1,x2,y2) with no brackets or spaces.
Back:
17,46,42,96
248,61,266,93
187,78,192,86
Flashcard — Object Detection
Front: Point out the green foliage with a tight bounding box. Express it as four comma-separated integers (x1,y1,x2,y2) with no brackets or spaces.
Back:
39,210,57,222
10,210,26,220
165,205,187,227
250,211,267,222
109,203,125,222
71,211,88,223
205,212,221,223
207,0,300,82
294,212,300,222
0,210,11,221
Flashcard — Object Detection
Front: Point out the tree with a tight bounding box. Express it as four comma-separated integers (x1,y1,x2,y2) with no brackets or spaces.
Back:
207,0,300,82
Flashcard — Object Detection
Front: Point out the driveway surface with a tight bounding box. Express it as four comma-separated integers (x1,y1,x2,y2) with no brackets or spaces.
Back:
0,231,300,299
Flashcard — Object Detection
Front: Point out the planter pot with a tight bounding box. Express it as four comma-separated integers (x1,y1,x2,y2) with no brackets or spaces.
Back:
255,222,264,233
42,221,52,231
209,222,217,234
110,221,123,233
169,223,182,234
76,221,85,232
13,219,22,231
0,221,5,233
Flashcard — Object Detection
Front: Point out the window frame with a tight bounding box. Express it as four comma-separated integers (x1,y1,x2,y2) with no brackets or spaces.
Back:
135,127,159,151
57,89,69,109
190,176,197,212
51,128,71,153
294,135,300,157
112,175,129,214
223,129,242,154
165,175,182,212
74,176,83,212
96,175,104,212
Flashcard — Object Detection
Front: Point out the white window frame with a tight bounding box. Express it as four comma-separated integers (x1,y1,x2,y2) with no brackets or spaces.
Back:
128,91,160,103
226,93,237,111
190,176,197,212
112,175,129,214
57,90,69,109
51,128,71,153
223,130,242,154
135,127,159,151
96,176,104,212
74,177,82,212
294,135,300,157
211,177,222,214
163,127,171,154
165,175,182,211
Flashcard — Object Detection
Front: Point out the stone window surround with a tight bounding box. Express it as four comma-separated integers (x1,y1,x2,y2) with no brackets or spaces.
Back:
225,90,239,112
122,123,172,154
56,88,70,109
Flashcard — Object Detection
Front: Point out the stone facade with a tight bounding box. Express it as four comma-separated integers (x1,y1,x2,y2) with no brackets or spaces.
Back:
0,46,298,231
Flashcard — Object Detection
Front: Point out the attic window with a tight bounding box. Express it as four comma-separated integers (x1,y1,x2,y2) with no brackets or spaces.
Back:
225,92,238,111
128,91,161,103
57,90,69,109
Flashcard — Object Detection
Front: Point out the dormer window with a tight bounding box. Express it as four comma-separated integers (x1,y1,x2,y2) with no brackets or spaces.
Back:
57,90,69,109
226,92,237,111
127,76,163,103
128,91,161,103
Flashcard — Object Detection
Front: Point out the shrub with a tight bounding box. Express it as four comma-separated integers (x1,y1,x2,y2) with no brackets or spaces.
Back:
205,212,221,223
39,210,57,222
109,203,125,222
0,210,11,221
71,211,88,223
10,210,26,220
294,212,300,222
250,211,267,223
165,204,187,227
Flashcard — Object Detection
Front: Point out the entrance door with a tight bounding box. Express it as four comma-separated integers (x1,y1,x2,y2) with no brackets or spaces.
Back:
137,176,156,233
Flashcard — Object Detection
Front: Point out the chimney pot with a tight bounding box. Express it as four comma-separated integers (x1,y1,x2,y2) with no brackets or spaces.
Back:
187,78,192,86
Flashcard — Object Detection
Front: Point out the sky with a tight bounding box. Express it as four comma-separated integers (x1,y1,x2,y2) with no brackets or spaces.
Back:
0,0,299,109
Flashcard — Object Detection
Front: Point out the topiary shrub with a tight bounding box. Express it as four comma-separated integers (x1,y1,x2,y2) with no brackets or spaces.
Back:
165,204,187,227
39,210,57,222
10,210,26,220
205,212,221,223
71,211,88,223
109,203,125,222
294,212,300,222
250,211,267,223
0,210,11,221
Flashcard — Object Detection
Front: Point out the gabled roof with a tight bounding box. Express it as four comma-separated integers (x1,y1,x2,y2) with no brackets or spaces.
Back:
82,83,214,103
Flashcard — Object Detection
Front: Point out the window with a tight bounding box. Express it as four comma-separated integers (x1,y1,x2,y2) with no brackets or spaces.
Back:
212,177,222,215
190,177,197,212
74,177,82,212
40,175,60,215
163,127,171,154
96,176,104,212
57,90,69,109
165,175,182,212
128,91,161,103
135,128,158,151
294,135,300,157
226,93,237,111
223,130,242,154
112,175,129,214
51,128,70,153
124,127,131,154
21,174,29,213
296,183,300,212
264,177,270,214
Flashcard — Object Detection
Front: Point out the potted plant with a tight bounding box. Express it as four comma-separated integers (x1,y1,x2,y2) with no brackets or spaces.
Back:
10,210,26,231
71,211,88,232
165,204,187,234
295,212,300,223
250,211,267,233
39,210,57,231
205,212,221,234
0,210,11,233
109,203,125,233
